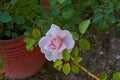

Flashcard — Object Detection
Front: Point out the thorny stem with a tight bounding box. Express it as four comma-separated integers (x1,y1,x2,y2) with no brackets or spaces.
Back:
71,57,100,80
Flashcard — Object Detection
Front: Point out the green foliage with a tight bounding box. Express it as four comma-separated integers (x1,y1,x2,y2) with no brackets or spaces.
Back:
112,72,120,80
62,6,74,19
32,28,41,39
72,56,82,63
0,11,12,23
62,63,71,75
49,0,57,6
0,58,3,69
100,72,108,80
72,32,79,40
63,50,70,61
36,19,42,27
14,16,25,25
79,19,90,34
93,8,103,23
97,21,109,33
79,38,91,50
113,0,120,10
105,14,116,24
24,37,36,51
10,0,17,5
54,59,63,71
89,0,98,8
71,47,79,57
57,0,66,4
51,4,60,16
71,65,79,73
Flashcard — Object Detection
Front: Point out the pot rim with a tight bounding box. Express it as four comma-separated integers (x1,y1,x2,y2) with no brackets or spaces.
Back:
0,35,24,43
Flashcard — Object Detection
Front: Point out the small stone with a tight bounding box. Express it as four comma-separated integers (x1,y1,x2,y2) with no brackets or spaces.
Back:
116,55,120,60
100,51,104,55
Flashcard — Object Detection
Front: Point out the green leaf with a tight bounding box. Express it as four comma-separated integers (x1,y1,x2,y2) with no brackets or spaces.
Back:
105,14,116,23
24,31,31,37
32,28,41,39
11,32,19,38
62,0,71,6
0,58,3,70
97,21,109,33
49,0,57,6
105,2,113,15
10,0,17,5
89,0,98,9
42,22,51,35
26,27,33,33
31,0,38,6
72,32,79,40
62,7,74,19
100,72,108,80
79,19,90,34
0,11,12,23
113,0,120,10
63,50,70,61
51,4,60,16
50,5,60,16
101,0,108,3
79,38,90,50
112,72,120,80
73,56,82,63
72,65,79,73
5,30,11,37
24,38,36,51
93,13,103,23
54,59,63,71
93,8,103,23
62,63,71,75
36,19,42,26
71,47,79,57
79,0,89,6
57,0,65,4
14,16,25,25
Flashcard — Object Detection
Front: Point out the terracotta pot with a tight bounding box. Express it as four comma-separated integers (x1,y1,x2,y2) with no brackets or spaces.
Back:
0,36,45,79
0,0,49,79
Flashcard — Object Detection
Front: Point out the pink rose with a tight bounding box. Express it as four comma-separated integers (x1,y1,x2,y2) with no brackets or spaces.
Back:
39,24,75,62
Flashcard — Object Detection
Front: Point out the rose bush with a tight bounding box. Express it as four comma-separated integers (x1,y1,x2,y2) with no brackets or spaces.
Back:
39,24,75,62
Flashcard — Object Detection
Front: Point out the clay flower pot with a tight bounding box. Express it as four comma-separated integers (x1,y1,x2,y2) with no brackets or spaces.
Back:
0,36,45,79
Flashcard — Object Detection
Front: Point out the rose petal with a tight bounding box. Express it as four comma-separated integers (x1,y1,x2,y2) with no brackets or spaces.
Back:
58,43,67,53
46,24,60,36
52,53,63,62
39,36,51,54
50,43,67,55
39,36,50,47
41,47,51,54
45,54,53,61
63,30,75,50
44,44,54,52
57,30,66,39
45,53,63,62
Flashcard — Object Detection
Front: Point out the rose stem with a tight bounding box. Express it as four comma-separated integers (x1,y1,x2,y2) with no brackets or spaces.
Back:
75,63,100,80
71,57,100,80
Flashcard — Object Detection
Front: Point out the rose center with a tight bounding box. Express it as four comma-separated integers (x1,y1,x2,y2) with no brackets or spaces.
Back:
49,36,62,50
